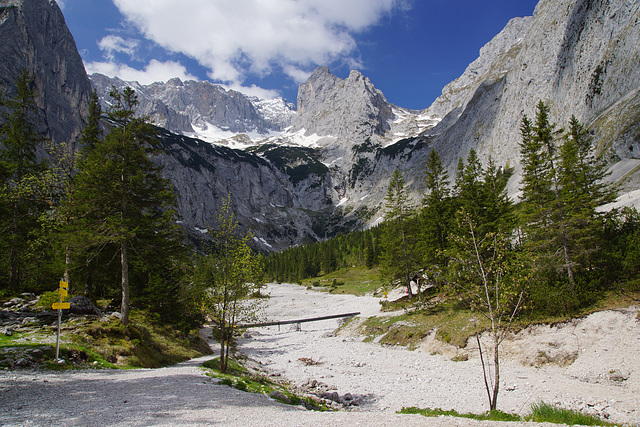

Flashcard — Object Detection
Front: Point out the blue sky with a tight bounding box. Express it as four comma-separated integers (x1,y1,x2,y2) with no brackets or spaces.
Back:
58,0,539,110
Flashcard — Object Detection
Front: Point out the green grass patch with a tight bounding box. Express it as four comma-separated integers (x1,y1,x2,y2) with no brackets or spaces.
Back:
300,266,383,296
399,407,521,422
67,310,211,368
1,308,211,370
202,356,327,411
527,402,618,426
360,303,482,349
399,402,617,426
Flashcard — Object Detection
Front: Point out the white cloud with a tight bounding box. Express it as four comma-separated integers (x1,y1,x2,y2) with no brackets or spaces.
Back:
85,59,198,85
111,0,405,86
98,35,139,60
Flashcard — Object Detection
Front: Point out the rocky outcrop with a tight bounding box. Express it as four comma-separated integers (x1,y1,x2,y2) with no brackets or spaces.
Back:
0,0,91,146
154,128,342,251
293,67,394,142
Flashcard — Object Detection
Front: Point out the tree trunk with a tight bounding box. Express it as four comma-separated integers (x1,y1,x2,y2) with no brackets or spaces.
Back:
219,328,227,373
491,334,500,411
120,242,130,325
9,199,20,290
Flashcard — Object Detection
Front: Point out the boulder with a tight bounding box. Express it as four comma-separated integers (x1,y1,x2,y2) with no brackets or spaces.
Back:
67,296,102,316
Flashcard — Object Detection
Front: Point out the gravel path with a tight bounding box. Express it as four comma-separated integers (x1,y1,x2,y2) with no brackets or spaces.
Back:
1,283,638,426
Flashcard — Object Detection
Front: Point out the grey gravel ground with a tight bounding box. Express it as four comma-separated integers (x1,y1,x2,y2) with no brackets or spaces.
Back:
1,283,638,426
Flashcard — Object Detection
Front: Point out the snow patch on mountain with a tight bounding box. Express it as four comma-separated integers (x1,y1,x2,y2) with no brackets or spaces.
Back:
250,97,297,129
386,106,440,146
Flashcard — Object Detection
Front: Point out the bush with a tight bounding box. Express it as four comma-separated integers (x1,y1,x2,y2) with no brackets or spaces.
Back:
36,290,66,310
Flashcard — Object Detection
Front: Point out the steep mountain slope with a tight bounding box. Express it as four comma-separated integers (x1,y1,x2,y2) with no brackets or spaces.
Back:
0,0,91,146
423,0,640,192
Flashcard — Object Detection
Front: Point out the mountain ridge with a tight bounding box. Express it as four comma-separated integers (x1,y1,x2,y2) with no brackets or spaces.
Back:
2,0,640,251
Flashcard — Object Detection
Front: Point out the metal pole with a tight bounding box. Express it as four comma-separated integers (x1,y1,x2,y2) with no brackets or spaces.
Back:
55,289,61,363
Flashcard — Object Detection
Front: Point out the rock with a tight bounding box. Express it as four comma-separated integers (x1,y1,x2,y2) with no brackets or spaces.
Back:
0,358,15,369
269,391,291,404
21,317,37,325
3,327,15,336
3,298,25,307
0,311,19,324
319,391,340,403
67,296,102,316
15,358,29,367
66,349,88,363
609,370,630,383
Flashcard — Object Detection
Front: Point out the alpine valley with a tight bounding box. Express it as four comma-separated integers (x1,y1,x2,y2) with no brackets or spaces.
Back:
1,0,639,251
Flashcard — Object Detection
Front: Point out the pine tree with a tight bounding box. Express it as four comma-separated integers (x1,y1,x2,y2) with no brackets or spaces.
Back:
0,70,48,290
69,86,179,325
455,149,484,221
422,149,453,270
557,116,616,273
518,102,617,311
380,169,419,298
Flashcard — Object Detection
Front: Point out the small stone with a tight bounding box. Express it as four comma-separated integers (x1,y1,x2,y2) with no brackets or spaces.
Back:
269,391,291,404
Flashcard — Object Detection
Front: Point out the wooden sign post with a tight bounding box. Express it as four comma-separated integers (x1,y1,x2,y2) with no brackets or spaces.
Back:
54,281,70,363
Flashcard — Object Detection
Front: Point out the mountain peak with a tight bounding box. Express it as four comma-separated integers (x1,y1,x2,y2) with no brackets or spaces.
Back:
293,67,393,141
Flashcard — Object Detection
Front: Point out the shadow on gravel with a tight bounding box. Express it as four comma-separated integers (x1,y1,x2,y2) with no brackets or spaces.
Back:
0,369,303,426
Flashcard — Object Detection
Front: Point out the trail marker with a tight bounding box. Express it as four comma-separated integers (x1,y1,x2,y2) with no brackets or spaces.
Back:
54,280,70,363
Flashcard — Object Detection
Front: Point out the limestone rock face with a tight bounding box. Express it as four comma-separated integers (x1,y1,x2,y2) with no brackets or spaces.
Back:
293,67,394,142
0,0,91,146
154,129,337,251
424,0,640,188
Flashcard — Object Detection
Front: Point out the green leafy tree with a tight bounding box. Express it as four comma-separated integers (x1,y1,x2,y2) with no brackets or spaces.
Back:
446,211,529,411
380,169,419,298
0,70,49,290
69,86,179,325
194,197,264,373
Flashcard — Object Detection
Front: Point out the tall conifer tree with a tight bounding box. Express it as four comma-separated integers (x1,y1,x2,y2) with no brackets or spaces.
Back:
70,87,179,325
0,70,48,290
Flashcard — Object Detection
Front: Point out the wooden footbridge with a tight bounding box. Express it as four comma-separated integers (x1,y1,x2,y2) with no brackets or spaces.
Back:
236,312,360,329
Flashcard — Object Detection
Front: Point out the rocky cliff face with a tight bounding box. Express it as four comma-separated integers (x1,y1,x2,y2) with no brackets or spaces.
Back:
0,0,91,146
422,0,640,192
294,67,394,141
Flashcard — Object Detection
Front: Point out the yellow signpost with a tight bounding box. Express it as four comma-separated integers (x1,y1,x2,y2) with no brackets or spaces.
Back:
52,302,71,310
54,280,70,363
